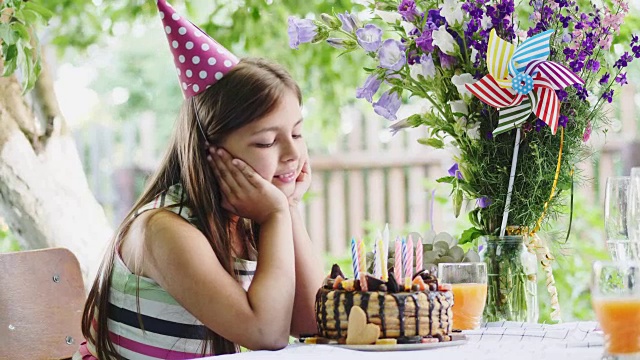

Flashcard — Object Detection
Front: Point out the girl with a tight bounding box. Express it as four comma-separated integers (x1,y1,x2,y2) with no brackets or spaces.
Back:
75,1,324,358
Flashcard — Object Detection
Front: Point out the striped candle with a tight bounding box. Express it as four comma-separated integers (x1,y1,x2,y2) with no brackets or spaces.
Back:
372,240,380,278
406,235,414,279
394,237,402,284
351,237,359,279
357,238,366,278
402,238,410,290
377,238,387,281
415,236,423,274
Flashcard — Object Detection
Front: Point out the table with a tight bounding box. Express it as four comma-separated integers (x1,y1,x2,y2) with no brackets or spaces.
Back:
214,321,604,360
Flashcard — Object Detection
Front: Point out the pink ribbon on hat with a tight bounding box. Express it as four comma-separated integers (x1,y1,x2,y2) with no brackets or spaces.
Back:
157,0,239,98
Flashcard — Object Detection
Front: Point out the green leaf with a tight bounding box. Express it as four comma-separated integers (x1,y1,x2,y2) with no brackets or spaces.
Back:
436,176,456,184
417,137,444,148
24,2,55,22
0,24,18,45
453,189,463,218
459,227,483,245
2,44,19,76
10,23,30,41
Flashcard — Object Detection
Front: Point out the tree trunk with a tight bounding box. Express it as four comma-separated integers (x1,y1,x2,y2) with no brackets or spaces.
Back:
0,58,112,287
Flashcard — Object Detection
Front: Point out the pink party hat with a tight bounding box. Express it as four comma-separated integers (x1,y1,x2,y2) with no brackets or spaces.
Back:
157,0,239,98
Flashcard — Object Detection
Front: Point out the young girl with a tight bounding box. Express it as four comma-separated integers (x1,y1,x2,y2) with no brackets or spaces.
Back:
75,1,324,358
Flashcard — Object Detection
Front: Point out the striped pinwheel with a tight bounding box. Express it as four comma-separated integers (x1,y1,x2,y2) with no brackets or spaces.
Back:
465,29,584,136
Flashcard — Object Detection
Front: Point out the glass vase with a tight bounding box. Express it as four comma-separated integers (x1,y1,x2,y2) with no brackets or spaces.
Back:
480,235,538,323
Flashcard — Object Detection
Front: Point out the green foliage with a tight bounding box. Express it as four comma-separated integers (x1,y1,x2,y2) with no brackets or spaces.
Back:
0,220,20,253
0,0,53,92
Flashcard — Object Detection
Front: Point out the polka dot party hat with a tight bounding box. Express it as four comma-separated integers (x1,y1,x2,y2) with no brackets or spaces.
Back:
157,0,239,98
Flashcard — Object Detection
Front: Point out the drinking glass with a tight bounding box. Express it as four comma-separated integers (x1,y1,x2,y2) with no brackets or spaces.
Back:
628,168,640,243
438,262,487,330
605,177,636,261
591,261,640,359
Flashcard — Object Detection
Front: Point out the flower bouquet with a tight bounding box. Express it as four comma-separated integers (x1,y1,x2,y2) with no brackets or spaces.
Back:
288,0,638,322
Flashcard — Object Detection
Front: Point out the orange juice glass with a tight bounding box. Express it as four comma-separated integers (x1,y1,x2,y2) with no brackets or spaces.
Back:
592,261,640,358
438,263,488,330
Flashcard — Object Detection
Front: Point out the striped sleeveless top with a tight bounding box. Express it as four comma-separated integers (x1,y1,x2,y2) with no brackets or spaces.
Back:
75,184,256,359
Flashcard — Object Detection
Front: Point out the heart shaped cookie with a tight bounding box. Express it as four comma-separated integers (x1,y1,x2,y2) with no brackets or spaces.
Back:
346,306,380,345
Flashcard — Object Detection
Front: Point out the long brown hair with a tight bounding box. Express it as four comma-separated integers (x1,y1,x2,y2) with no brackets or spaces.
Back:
81,58,302,358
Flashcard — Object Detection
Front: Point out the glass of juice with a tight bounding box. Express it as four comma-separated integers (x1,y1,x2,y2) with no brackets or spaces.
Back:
592,261,640,359
438,262,488,330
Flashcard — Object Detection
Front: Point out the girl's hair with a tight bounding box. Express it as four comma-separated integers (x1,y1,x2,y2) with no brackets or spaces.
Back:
81,58,302,358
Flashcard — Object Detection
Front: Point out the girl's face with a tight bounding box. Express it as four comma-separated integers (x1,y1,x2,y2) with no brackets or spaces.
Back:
220,90,306,198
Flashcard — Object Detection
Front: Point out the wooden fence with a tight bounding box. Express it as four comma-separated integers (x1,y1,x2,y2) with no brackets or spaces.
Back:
74,85,639,257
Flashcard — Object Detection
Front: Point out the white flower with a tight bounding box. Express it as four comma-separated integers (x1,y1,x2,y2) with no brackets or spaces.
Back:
410,54,436,80
470,48,479,63
467,123,481,140
449,100,468,117
441,0,463,26
402,21,416,34
456,116,468,130
432,25,457,55
374,10,402,23
444,140,462,160
451,73,475,100
481,14,493,30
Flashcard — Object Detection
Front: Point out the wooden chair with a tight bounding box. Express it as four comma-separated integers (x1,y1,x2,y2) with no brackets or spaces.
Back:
0,248,86,360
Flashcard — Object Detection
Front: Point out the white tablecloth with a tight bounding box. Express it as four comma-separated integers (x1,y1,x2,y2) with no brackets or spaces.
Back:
214,321,604,360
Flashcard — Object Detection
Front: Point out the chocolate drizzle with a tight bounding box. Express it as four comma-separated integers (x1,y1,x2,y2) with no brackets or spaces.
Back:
333,291,341,338
428,292,435,335
409,293,419,336
378,293,386,338
391,294,406,337
360,292,371,318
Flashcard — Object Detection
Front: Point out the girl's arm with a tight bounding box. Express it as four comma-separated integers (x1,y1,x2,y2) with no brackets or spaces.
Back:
139,150,295,350
286,159,325,336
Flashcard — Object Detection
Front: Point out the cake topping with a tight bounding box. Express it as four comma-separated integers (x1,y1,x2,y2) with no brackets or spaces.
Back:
323,264,444,294
345,306,380,345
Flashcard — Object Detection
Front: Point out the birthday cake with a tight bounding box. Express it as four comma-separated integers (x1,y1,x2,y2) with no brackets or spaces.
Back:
313,264,453,344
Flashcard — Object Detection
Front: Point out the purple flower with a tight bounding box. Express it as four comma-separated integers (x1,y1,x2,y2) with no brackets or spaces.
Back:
448,163,463,180
398,0,419,22
427,9,446,27
586,59,600,72
534,119,546,132
373,91,402,121
416,28,435,53
602,89,614,103
558,115,569,128
356,74,382,103
556,89,568,102
337,12,357,33
287,17,317,50
356,24,383,52
614,52,634,69
378,39,406,71
599,73,610,85
440,53,457,69
616,73,628,86
522,121,533,133
477,197,492,208
562,33,572,42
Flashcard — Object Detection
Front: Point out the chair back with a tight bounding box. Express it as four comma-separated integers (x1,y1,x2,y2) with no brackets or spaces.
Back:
0,248,86,360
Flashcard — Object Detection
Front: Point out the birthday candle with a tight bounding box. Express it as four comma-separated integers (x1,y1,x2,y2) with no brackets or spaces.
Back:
359,271,368,292
357,238,366,278
372,240,380,278
402,238,410,291
406,235,414,279
378,238,387,281
351,237,359,279
394,237,402,284
383,224,390,270
415,236,423,275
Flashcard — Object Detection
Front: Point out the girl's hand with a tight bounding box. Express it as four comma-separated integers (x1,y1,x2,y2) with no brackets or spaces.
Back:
289,157,311,208
208,147,288,224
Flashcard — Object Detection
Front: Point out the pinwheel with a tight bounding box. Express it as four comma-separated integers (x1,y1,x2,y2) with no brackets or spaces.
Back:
465,29,584,136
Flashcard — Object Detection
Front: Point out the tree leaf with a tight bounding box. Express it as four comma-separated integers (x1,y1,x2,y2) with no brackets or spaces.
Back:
459,227,483,245
453,189,463,218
